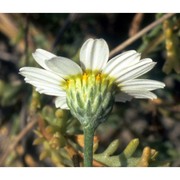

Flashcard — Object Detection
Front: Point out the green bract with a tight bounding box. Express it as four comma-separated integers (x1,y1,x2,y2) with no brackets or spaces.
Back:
65,71,116,128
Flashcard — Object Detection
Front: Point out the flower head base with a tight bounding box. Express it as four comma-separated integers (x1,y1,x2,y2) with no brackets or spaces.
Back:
19,38,165,128
65,71,116,128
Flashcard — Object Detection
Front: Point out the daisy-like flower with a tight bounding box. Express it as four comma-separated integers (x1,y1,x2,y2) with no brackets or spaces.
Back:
19,38,165,128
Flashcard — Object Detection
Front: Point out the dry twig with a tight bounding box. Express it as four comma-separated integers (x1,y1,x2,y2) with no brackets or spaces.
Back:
129,13,144,37
109,13,175,58
0,116,38,166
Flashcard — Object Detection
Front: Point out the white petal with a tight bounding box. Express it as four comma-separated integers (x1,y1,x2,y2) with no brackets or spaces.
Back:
122,90,157,99
25,79,65,93
32,49,56,70
120,79,165,91
19,67,66,96
36,88,66,96
55,96,69,109
80,38,109,71
103,50,140,75
45,57,82,78
19,67,65,85
115,92,133,102
115,59,156,83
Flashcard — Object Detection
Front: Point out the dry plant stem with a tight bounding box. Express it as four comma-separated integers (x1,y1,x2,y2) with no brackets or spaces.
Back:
0,14,25,53
129,13,144,37
109,13,175,58
0,117,38,166
0,51,18,61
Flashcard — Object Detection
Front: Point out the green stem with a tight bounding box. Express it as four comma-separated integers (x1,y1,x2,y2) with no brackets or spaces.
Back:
83,126,95,167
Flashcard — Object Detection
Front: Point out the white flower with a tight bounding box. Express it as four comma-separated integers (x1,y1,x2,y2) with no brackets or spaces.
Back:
19,38,165,111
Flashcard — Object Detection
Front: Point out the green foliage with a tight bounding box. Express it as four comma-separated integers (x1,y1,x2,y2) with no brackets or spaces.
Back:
0,80,22,106
93,139,169,167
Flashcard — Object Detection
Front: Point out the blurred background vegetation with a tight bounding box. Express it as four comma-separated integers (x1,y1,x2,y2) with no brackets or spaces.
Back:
0,13,179,167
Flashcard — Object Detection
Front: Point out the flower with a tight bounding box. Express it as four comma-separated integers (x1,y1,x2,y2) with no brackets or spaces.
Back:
19,38,165,127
